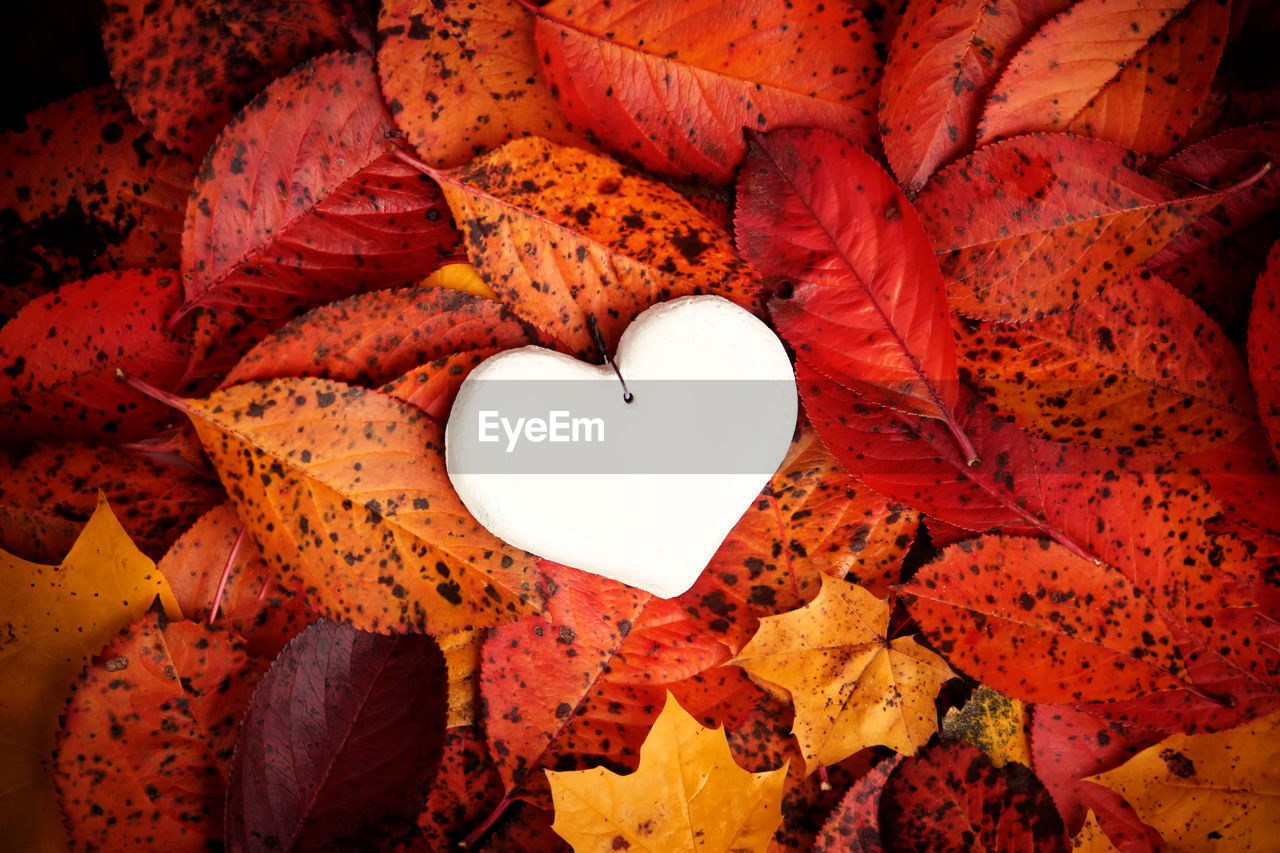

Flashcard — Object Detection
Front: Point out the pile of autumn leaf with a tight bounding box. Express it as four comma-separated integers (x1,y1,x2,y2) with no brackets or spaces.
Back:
2,0,1280,849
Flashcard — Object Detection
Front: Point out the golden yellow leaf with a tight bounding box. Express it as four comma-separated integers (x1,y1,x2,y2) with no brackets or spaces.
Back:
1071,811,1121,853
731,578,956,773
546,692,787,853
0,495,182,852
941,684,1032,769
1088,709,1280,851
422,262,496,299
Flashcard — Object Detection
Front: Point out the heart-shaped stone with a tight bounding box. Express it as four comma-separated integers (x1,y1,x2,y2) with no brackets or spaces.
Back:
444,296,797,597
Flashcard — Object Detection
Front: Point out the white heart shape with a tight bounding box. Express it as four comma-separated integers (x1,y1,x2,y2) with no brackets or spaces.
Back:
445,295,797,598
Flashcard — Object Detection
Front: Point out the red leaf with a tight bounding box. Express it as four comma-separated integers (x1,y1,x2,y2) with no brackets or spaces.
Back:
532,0,880,183
223,286,537,389
813,754,903,853
1250,240,1280,464
383,347,506,420
0,269,189,443
157,501,315,658
53,613,266,851
0,440,224,563
178,52,460,377
795,359,1084,553
101,0,353,157
405,726,505,851
0,86,194,315
903,536,1192,703
226,619,448,850
978,0,1227,157
880,741,1068,851
735,128,974,459
879,0,1070,191
915,133,1228,321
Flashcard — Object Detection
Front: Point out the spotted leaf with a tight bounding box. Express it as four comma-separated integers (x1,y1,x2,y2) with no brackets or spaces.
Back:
426,136,758,356
101,0,353,157
957,271,1256,453
941,684,1032,770
382,347,506,421
731,578,956,772
178,52,460,378
223,286,538,389
410,726,505,849
879,741,1068,851
156,501,315,659
812,754,902,853
0,86,194,316
915,133,1227,321
0,440,223,564
226,619,448,851
978,0,1227,157
53,613,266,851
0,497,181,853
169,376,541,633
879,0,1071,191
0,269,189,443
546,692,788,853
377,0,587,167
902,535,1192,703
736,128,973,459
532,0,879,183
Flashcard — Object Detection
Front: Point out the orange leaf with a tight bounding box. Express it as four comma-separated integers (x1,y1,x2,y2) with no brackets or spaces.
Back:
902,535,1191,703
533,0,879,183
53,613,265,850
957,271,1256,453
172,377,540,633
378,0,588,167
426,136,758,356
731,578,955,772
879,0,1071,191
916,133,1226,321
546,692,788,853
979,0,1227,157
0,497,182,853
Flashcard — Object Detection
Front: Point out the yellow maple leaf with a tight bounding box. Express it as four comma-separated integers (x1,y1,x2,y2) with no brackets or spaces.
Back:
546,692,788,853
422,262,496,299
1088,709,1280,851
941,684,1032,768
1071,811,1121,852
730,577,955,773
0,495,182,852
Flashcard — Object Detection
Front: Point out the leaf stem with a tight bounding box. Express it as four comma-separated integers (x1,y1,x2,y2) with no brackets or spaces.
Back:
116,368,195,415
209,524,248,625
462,792,517,848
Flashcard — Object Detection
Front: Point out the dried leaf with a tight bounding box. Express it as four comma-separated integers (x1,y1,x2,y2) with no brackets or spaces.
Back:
957,271,1256,453
0,497,181,853
735,128,972,457
171,376,540,633
0,270,189,442
53,613,265,850
377,0,586,167
223,286,535,389
156,501,314,658
941,684,1031,769
979,0,1227,157
812,754,902,853
879,0,1070,190
903,535,1191,703
427,136,758,356
546,692,788,853
533,0,879,182
916,133,1226,321
880,741,1068,851
179,52,460,376
226,619,448,851
0,87,193,312
0,441,223,563
101,0,353,156
1089,709,1280,850
731,578,955,772
410,726,505,849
